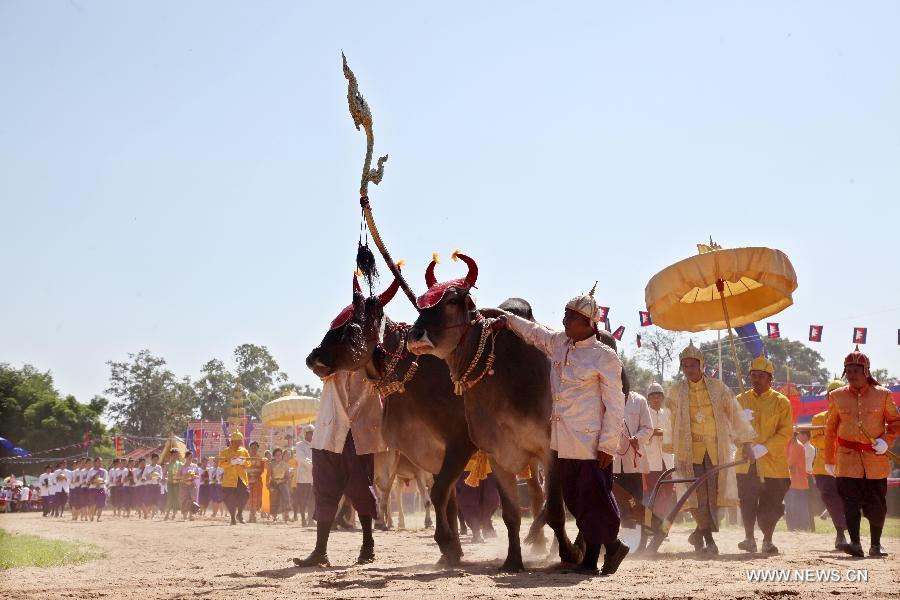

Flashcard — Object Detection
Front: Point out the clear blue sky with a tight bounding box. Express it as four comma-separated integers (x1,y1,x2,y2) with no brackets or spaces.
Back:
2,2,898,403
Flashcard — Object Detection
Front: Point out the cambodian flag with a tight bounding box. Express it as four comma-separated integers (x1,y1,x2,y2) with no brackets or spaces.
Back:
639,311,653,327
853,327,867,344
808,325,823,342
766,322,780,339
612,326,625,341
598,306,610,322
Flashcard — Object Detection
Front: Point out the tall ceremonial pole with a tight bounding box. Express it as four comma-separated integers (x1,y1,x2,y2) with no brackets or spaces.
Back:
342,53,419,309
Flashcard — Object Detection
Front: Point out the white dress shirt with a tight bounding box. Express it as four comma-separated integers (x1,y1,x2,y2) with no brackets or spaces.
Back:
294,440,314,484
504,314,626,460
645,405,675,471
311,369,387,455
614,392,654,474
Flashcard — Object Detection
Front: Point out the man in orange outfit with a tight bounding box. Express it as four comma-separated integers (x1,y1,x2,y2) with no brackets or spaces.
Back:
824,347,900,557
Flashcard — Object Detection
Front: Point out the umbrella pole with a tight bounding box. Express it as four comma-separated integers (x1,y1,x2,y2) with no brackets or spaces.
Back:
716,280,745,395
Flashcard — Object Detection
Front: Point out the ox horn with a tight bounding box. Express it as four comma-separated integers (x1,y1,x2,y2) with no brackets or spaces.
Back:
378,260,405,306
451,250,478,288
425,253,440,289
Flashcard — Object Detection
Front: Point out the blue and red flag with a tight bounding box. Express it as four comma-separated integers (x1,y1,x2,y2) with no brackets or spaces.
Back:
853,327,867,344
639,311,652,327
767,322,780,339
809,325,823,342
612,326,625,341
598,306,610,322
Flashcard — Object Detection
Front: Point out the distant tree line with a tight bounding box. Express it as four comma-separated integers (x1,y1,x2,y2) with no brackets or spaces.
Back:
0,343,321,475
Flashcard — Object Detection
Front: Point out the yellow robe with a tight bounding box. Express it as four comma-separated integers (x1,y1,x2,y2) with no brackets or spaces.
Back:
809,409,830,476
735,387,793,478
665,376,755,509
218,446,250,488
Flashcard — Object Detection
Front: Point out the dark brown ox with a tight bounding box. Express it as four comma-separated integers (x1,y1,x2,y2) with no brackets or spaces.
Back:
406,252,580,572
305,272,477,565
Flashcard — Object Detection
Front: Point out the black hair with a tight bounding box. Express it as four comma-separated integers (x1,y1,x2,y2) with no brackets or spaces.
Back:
150,453,159,459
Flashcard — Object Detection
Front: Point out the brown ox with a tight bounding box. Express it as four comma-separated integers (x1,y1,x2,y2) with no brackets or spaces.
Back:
406,252,581,572
305,272,476,565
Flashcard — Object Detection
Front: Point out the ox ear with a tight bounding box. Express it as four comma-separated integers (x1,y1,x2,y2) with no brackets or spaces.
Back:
465,293,476,312
351,290,366,322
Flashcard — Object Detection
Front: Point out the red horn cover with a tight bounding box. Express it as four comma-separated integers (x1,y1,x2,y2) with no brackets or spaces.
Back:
452,251,478,289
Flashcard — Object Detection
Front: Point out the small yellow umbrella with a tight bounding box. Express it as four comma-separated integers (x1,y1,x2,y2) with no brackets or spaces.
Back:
261,391,319,431
645,243,797,390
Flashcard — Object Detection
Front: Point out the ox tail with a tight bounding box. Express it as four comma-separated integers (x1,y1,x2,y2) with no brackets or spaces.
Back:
524,502,548,546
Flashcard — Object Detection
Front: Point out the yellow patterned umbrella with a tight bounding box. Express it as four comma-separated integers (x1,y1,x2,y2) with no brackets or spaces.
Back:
261,391,319,429
645,243,797,389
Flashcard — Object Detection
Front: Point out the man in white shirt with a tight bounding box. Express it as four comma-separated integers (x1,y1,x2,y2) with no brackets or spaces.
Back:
644,383,676,517
497,284,629,576
294,424,315,526
613,390,654,529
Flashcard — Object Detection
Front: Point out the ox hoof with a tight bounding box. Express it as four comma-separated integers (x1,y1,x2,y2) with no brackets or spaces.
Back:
437,552,463,568
424,519,434,529
498,558,525,573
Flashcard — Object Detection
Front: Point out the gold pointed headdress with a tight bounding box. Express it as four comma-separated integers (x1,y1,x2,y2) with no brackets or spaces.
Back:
679,340,705,368
565,281,601,323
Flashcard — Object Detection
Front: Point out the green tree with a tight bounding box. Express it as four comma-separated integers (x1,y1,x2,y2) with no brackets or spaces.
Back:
106,350,196,437
194,359,235,421
620,352,656,398
275,383,322,398
697,336,829,391
234,344,286,394
636,328,683,383
871,368,897,386
234,344,287,417
0,364,109,475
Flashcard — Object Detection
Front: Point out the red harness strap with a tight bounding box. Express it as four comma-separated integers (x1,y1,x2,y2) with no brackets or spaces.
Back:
837,438,874,453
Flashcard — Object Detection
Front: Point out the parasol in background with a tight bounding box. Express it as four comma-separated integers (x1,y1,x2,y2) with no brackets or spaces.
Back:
645,241,798,391
261,390,319,432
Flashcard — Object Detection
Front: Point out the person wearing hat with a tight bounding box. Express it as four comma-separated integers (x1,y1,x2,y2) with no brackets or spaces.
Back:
809,380,848,549
495,283,629,576
734,355,793,554
824,347,900,558
645,383,675,518
293,424,315,526
219,430,251,525
666,341,755,555
293,368,387,568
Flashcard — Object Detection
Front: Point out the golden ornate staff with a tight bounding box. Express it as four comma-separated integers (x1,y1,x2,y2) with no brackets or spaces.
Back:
342,53,419,309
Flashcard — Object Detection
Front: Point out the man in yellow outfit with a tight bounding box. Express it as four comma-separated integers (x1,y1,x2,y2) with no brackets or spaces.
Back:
219,430,250,525
809,380,848,550
735,356,793,554
666,341,755,555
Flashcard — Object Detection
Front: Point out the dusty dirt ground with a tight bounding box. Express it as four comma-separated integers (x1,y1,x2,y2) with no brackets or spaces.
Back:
1,511,896,599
